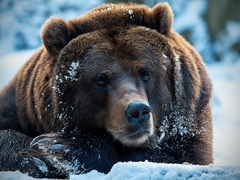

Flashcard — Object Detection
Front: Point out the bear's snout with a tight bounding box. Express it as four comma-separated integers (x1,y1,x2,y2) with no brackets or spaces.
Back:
124,101,151,127
105,79,155,147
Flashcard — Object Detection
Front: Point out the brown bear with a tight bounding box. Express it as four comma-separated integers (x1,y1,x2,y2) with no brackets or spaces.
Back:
0,2,213,178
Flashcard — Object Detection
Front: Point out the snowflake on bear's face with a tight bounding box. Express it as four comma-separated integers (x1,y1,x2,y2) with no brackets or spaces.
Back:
64,61,79,82
128,9,134,21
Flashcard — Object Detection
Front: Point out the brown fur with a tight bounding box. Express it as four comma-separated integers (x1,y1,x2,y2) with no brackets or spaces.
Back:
0,2,213,175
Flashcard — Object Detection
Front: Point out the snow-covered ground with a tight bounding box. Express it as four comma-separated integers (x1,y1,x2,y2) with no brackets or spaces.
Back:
0,49,240,179
1,162,240,180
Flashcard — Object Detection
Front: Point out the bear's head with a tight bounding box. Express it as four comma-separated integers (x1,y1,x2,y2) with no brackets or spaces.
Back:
39,3,207,148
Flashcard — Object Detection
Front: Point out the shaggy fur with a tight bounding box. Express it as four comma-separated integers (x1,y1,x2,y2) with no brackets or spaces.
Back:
0,3,212,178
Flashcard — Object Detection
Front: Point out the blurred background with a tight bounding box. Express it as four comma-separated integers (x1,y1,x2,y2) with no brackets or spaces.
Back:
0,0,239,63
0,0,240,166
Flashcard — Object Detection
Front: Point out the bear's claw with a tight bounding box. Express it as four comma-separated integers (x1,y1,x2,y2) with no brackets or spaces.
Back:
30,133,62,147
31,134,50,147
30,137,51,147
32,157,49,173
47,144,64,153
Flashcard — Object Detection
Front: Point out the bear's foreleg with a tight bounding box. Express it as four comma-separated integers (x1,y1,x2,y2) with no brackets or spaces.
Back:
0,129,65,178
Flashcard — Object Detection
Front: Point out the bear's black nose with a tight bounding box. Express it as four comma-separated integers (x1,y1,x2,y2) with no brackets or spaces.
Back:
124,101,151,126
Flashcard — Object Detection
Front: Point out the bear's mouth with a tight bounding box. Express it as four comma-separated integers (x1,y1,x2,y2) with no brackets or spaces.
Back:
128,128,150,139
123,130,150,147
112,122,153,147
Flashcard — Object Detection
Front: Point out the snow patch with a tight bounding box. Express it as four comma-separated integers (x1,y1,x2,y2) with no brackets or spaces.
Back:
162,52,169,71
52,158,87,176
65,61,79,82
128,9,133,15
128,9,134,21
69,162,240,180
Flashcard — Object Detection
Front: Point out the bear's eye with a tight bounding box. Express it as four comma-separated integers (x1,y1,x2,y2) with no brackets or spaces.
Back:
139,68,150,82
95,74,109,86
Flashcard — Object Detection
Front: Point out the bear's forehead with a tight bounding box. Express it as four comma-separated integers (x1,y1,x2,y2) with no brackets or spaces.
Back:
62,26,165,64
81,43,154,74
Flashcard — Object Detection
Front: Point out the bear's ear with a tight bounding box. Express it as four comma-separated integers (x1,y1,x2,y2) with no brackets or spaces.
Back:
151,3,173,35
41,17,73,56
